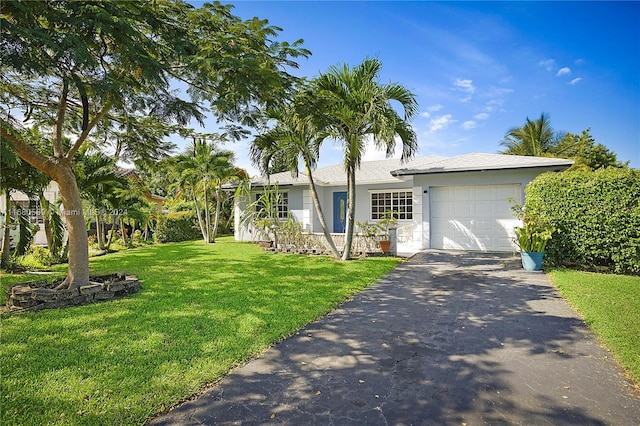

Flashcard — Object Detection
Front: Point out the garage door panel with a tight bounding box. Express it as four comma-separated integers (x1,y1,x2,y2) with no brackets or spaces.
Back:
430,184,521,252
475,220,494,231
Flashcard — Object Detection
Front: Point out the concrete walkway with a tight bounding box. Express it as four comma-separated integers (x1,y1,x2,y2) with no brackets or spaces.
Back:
150,251,640,425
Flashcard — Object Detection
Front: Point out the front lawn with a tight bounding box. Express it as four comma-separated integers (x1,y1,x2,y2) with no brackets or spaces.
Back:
0,237,401,425
547,269,640,385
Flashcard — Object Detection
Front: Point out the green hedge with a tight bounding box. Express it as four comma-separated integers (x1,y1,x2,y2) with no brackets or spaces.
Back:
525,168,640,275
155,210,202,243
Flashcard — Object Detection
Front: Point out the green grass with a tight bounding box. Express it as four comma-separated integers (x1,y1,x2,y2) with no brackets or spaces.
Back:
547,269,640,385
0,237,400,425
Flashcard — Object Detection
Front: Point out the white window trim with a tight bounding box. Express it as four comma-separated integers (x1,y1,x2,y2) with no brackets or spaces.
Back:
368,189,414,221
253,189,289,220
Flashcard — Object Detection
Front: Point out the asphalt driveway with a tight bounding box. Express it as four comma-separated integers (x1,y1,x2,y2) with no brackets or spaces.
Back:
150,251,640,425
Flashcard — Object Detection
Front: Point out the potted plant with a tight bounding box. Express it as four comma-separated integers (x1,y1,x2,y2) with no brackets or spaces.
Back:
513,223,554,271
377,211,398,254
509,197,554,271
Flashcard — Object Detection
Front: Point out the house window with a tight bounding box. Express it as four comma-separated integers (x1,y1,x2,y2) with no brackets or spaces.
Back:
254,191,289,220
371,191,413,220
277,192,289,219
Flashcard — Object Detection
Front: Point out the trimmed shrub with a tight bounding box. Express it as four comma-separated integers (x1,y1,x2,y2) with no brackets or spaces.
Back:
18,245,54,268
525,168,640,275
155,210,201,243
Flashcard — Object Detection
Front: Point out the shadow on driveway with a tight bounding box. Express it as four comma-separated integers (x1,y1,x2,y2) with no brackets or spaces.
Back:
149,251,640,425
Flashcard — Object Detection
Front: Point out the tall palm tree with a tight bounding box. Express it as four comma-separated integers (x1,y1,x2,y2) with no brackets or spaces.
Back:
76,152,127,251
174,140,245,243
500,113,557,157
251,90,341,259
316,58,418,260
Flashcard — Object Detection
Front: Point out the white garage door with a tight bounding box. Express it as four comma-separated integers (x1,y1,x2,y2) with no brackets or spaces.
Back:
430,184,521,251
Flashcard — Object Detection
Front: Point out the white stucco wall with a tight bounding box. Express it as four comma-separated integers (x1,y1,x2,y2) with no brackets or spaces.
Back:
234,167,562,253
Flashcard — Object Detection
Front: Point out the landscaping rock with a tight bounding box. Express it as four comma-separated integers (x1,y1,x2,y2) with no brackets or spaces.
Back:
79,284,103,295
5,273,140,313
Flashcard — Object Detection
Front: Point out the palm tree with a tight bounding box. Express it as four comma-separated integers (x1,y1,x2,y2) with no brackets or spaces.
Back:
250,90,341,259
500,113,558,157
76,153,127,251
174,140,245,243
316,58,418,260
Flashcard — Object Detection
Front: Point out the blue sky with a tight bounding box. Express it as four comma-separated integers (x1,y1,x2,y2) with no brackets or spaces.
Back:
189,1,640,174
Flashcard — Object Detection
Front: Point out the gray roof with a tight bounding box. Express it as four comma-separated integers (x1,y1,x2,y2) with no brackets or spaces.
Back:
249,153,574,187
251,155,447,187
391,153,574,176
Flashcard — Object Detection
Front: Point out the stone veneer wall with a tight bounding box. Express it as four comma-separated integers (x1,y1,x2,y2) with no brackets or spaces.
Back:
5,272,140,313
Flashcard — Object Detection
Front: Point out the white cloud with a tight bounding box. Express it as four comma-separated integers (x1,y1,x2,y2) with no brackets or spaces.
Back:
484,99,504,112
484,86,514,97
420,104,444,118
569,77,583,85
557,67,571,76
462,120,476,130
429,114,457,132
474,112,489,120
453,78,475,93
538,59,555,71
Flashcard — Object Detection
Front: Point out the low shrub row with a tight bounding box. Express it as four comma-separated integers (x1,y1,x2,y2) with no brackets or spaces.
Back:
525,168,639,275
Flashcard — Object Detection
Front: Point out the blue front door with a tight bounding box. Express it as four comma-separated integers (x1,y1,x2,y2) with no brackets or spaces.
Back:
333,192,347,233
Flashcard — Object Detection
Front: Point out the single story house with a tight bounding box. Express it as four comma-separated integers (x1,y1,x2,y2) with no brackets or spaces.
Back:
234,153,573,255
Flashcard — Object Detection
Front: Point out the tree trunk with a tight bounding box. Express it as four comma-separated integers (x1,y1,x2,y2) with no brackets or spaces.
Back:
1,191,12,268
211,187,222,243
120,217,128,246
106,214,116,251
96,213,107,250
341,163,357,260
305,163,340,259
56,165,90,289
204,189,212,243
193,195,207,243
39,191,54,249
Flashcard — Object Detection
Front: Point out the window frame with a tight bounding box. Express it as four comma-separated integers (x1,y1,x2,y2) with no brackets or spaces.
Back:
254,190,289,221
369,190,413,221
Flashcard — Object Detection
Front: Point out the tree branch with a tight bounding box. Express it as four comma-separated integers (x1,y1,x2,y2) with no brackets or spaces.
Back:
0,122,57,178
53,79,69,157
71,73,89,131
65,100,113,160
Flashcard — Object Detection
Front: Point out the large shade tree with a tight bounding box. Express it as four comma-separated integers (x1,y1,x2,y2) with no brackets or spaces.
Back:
251,87,341,259
316,58,418,260
0,1,309,288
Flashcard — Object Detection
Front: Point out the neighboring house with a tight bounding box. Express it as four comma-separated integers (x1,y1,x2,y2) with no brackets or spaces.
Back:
0,181,61,247
234,153,573,254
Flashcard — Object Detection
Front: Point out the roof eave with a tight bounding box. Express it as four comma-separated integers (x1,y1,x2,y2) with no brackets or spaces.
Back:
391,163,574,177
